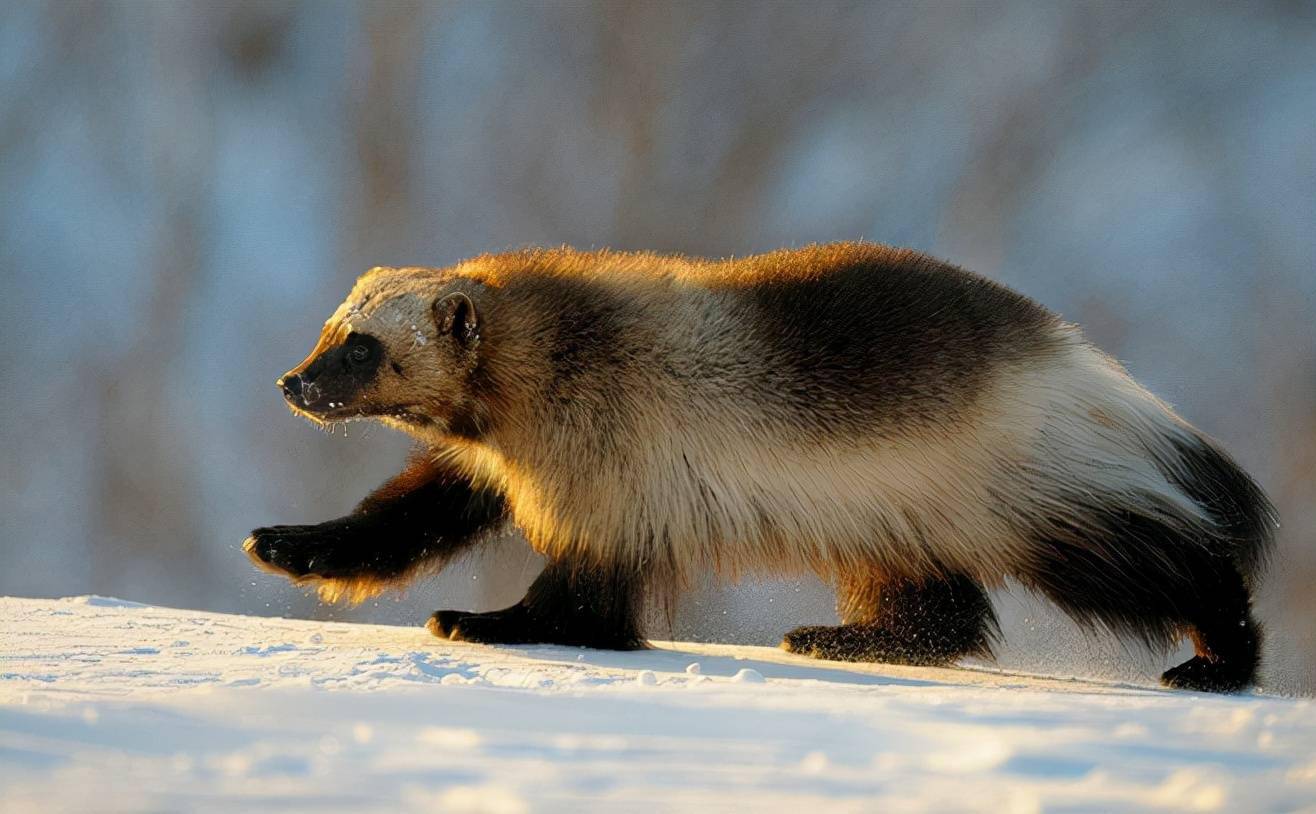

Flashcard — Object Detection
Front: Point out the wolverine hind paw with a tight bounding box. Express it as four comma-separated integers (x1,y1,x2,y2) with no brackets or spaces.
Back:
1160,656,1252,693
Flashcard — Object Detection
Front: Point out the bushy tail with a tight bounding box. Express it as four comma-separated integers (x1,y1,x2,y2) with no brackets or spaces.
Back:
1161,432,1278,588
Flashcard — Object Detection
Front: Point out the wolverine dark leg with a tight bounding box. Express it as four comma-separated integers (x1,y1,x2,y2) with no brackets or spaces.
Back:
245,450,505,587
1020,508,1262,693
782,573,998,666
429,558,645,649
1160,561,1260,693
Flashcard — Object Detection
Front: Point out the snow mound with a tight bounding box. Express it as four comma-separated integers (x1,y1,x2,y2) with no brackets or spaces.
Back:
1,596,1312,812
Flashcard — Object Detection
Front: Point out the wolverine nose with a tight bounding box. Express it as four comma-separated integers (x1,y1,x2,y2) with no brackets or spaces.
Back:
279,373,303,400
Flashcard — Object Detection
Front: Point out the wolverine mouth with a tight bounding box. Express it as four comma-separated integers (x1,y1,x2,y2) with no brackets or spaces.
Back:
280,391,370,424
284,402,365,427
286,399,430,428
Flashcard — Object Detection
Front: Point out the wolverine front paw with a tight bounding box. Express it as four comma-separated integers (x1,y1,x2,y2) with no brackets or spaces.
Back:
427,607,645,650
244,525,334,579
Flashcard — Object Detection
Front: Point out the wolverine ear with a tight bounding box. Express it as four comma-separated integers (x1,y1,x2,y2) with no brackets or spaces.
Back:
434,291,479,348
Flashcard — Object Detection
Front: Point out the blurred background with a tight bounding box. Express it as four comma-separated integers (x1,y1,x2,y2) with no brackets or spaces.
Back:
2,0,1312,693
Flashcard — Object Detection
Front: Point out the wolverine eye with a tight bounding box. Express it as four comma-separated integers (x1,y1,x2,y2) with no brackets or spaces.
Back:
342,333,382,370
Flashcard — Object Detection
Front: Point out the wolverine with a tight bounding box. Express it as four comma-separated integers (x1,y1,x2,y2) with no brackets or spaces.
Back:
244,243,1276,692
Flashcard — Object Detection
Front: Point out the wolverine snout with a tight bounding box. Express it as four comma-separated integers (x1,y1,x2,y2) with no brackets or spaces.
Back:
278,369,325,411
278,373,302,400
278,370,313,406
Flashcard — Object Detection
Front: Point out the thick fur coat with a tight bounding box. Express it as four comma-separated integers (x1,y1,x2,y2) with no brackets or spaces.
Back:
247,243,1276,692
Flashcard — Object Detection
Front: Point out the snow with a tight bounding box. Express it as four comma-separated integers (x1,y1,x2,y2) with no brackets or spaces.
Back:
2,596,1313,813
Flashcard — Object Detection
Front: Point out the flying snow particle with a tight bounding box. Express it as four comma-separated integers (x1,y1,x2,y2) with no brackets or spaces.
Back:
799,751,829,774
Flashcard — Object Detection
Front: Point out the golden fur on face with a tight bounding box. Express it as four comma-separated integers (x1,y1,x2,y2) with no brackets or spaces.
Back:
280,266,486,433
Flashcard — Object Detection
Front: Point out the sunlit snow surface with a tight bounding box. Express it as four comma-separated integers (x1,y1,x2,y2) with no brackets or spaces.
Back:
1,596,1313,813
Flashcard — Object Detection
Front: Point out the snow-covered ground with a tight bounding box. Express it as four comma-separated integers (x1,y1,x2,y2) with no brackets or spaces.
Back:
1,596,1313,813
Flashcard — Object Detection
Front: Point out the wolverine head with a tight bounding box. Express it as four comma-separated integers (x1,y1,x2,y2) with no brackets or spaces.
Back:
278,266,485,436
